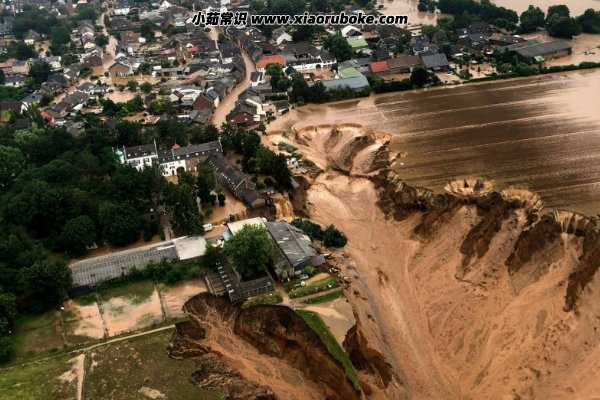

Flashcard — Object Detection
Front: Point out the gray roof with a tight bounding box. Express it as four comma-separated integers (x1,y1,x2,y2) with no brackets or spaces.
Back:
515,40,571,59
421,53,449,69
505,40,539,52
124,142,158,159
71,241,178,287
173,140,222,158
206,154,247,192
265,221,325,273
321,75,370,91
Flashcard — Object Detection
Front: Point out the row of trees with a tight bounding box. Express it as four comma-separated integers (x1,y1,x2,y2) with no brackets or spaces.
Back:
291,218,348,247
520,5,600,38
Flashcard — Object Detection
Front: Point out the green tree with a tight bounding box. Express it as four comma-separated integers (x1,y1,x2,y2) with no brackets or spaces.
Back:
546,13,581,39
141,20,156,41
50,24,70,47
323,35,353,62
60,215,97,256
0,69,5,85
95,33,109,48
0,337,14,363
223,224,272,279
8,41,36,60
254,146,276,173
520,5,545,33
0,145,26,192
204,244,226,271
271,154,292,189
547,5,571,20
27,61,52,85
18,260,72,312
577,9,600,33
140,81,153,93
196,163,216,204
99,202,143,246
323,224,347,247
420,24,438,40
0,291,17,336
291,218,324,240
410,67,430,88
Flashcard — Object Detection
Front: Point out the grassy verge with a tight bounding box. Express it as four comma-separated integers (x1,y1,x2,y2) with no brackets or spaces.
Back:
241,292,283,309
85,329,222,400
295,310,361,392
288,276,339,299
0,354,78,400
301,290,345,304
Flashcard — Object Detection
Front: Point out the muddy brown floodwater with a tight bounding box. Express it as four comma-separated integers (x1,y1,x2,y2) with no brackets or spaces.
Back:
274,70,600,214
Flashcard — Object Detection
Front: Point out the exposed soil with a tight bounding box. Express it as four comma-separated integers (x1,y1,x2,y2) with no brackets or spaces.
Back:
169,294,365,400
269,124,600,399
171,122,600,399
100,290,163,336
158,280,208,319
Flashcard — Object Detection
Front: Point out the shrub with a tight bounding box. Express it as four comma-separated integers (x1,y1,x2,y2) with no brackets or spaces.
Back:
323,225,348,247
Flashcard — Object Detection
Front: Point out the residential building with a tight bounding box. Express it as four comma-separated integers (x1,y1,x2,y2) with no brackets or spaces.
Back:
158,140,223,176
206,154,255,198
119,141,159,171
420,53,449,71
388,55,420,73
256,54,286,72
4,74,25,87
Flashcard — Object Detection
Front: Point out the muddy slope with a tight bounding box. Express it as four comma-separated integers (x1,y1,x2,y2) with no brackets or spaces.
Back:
169,294,361,400
277,124,600,399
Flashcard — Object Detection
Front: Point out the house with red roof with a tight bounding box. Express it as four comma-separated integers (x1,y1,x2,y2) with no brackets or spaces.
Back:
369,60,390,76
255,54,286,72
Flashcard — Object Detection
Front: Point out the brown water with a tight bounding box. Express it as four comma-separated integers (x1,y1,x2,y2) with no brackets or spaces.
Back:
491,0,600,16
277,70,600,214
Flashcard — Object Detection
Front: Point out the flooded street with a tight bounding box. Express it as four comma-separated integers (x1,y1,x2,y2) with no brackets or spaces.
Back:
273,70,600,214
209,27,256,126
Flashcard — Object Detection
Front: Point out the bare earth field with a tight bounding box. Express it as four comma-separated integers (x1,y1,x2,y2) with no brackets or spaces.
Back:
9,279,205,360
98,281,165,336
159,279,208,318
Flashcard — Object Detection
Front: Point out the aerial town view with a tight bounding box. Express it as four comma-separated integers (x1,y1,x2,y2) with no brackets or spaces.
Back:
0,0,599,398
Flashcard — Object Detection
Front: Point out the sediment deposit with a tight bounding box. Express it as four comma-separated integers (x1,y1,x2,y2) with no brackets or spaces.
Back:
280,124,600,399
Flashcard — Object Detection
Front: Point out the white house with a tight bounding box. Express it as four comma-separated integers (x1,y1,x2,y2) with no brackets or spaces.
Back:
120,141,159,171
272,28,293,45
340,25,363,40
113,1,130,16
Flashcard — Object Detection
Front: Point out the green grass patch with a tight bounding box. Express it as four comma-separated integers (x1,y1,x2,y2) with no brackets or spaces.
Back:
85,329,222,400
97,280,155,305
11,311,65,357
0,354,78,400
73,292,98,306
295,310,361,392
242,292,283,309
301,290,345,304
288,277,339,299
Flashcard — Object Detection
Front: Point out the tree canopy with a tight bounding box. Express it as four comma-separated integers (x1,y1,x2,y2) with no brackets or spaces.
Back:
519,5,545,33
323,35,353,62
224,224,272,279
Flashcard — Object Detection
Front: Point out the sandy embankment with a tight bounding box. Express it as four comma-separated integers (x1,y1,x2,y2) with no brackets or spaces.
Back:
267,123,600,399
